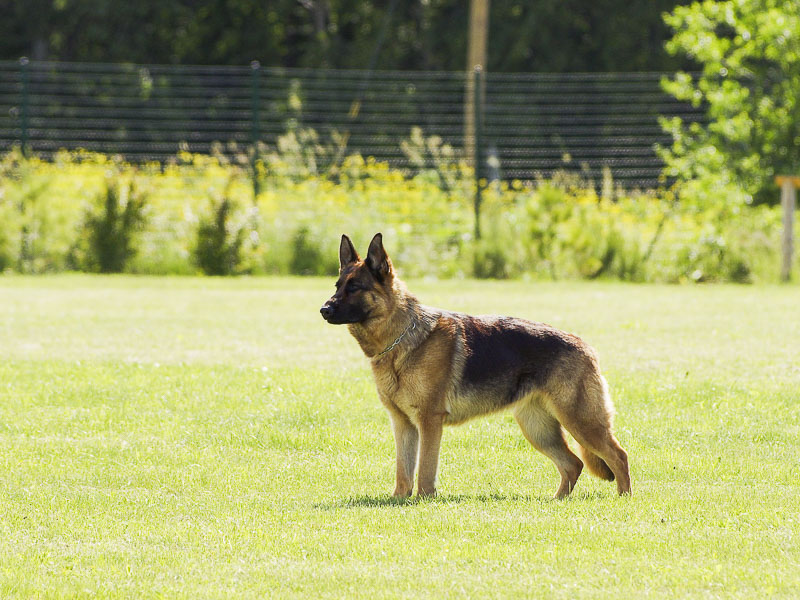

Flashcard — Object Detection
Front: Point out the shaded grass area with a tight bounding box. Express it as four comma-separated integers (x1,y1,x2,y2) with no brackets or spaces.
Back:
0,276,798,598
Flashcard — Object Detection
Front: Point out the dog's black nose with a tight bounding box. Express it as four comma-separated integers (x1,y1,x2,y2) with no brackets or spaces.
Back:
320,304,334,320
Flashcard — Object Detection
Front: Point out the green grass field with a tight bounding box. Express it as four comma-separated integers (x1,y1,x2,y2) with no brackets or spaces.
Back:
1,275,798,598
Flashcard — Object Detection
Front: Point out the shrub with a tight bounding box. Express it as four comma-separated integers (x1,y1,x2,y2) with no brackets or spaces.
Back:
473,241,510,279
289,226,338,276
194,196,246,276
0,149,62,273
0,228,11,272
75,178,147,273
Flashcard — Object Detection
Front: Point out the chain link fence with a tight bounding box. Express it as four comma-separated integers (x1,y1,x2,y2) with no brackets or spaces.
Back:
0,59,705,189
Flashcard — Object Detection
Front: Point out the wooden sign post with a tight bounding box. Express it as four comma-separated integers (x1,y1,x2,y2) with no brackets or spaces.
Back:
776,175,799,282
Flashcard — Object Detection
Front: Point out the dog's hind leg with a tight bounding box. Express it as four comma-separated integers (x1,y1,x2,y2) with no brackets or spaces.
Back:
513,399,583,499
389,410,419,497
551,381,631,496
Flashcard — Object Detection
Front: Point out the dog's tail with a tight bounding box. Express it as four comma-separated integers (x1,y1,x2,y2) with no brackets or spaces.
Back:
579,445,615,481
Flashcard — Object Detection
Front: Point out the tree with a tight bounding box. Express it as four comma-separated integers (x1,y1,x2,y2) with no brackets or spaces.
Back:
661,0,800,204
0,1,691,73
490,0,693,73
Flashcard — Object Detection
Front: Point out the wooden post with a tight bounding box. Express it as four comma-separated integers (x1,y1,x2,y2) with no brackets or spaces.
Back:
464,0,489,172
775,175,799,282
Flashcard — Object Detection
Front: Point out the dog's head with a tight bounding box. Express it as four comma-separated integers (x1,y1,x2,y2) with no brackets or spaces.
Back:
320,233,395,325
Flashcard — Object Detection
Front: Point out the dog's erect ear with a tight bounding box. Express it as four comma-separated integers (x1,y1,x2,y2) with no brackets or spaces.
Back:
339,234,360,269
365,232,393,281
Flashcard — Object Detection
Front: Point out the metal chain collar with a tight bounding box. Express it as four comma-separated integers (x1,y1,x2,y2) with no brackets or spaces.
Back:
376,321,417,357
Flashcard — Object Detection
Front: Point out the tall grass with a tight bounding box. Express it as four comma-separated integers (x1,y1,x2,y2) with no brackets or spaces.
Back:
0,148,794,281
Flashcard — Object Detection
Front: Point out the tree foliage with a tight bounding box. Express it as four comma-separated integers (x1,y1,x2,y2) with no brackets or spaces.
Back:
661,0,800,204
0,0,691,72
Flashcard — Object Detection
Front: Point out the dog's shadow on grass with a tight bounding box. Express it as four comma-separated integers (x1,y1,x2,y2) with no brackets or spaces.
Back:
314,490,612,510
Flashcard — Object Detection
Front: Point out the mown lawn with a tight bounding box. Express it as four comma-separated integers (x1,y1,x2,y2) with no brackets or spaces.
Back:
0,275,798,598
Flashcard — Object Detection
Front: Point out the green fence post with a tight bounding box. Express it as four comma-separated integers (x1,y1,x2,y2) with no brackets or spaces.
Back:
250,60,261,199
19,56,29,156
473,65,484,240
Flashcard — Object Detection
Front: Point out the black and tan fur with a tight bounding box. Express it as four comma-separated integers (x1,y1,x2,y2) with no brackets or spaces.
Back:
320,233,631,498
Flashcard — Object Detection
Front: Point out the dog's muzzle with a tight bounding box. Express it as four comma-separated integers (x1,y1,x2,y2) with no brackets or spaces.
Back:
320,302,336,321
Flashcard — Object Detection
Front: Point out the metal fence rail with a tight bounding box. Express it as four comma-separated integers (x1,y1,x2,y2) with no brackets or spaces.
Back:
0,59,705,188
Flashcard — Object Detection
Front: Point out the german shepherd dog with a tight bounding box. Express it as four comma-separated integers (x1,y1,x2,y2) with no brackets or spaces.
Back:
320,233,631,499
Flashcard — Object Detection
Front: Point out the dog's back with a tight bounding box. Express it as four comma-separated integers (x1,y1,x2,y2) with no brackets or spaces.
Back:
445,312,591,419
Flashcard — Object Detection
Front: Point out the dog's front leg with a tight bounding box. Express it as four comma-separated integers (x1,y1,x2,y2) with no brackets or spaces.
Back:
389,410,419,497
416,413,445,497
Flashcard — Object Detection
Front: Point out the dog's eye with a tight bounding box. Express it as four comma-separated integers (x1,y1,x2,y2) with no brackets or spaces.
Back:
345,282,362,293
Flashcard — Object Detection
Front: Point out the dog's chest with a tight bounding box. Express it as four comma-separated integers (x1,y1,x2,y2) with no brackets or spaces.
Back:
371,361,442,421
